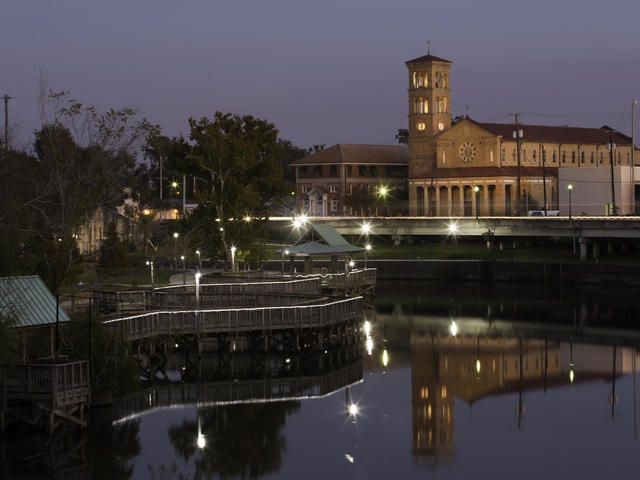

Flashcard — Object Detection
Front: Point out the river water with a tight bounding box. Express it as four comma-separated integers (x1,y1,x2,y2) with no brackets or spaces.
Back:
4,280,640,479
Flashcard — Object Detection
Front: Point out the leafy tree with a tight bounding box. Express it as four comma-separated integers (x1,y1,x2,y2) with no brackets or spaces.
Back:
187,113,290,266
395,128,409,145
100,222,129,269
276,139,307,184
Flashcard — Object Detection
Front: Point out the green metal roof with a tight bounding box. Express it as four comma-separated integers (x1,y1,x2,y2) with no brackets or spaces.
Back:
284,241,364,256
311,224,351,246
0,275,70,328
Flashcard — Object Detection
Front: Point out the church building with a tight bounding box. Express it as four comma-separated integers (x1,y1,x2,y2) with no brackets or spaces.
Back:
406,51,635,216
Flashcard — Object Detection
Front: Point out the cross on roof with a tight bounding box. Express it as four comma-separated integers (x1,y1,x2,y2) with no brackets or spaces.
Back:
426,40,431,55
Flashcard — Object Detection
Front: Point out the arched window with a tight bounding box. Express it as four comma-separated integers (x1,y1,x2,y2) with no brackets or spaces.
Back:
414,97,419,113
562,152,566,163
581,151,584,163
435,74,439,88
443,97,447,113
413,72,417,87
532,150,537,161
571,151,575,163
418,73,424,87
423,73,428,88
590,152,594,163
600,152,604,164
442,73,447,88
552,151,556,163
423,98,429,113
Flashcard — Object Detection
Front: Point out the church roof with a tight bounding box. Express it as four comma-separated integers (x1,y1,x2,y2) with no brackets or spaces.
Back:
479,122,632,145
290,144,408,166
405,54,453,64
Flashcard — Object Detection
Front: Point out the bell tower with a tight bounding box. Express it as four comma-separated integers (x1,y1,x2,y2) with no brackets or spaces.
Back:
405,49,452,178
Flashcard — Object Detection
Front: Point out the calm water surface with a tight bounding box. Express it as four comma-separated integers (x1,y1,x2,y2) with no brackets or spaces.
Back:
7,280,640,479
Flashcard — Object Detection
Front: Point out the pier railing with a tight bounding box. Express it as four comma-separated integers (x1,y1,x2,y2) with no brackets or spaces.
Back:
94,277,322,314
0,360,90,407
104,296,363,341
113,361,363,423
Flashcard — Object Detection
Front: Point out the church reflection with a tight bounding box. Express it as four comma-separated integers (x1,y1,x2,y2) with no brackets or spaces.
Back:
410,329,637,462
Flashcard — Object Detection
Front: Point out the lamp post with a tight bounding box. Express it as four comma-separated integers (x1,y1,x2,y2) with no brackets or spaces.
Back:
364,243,371,269
377,186,389,216
196,249,201,268
607,131,617,215
145,260,154,286
567,184,573,221
181,255,186,284
173,232,179,269
230,246,236,273
473,185,480,220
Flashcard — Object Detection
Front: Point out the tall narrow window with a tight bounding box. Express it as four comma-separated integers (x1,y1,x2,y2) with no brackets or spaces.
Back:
562,152,566,163
590,152,594,163
553,151,556,163
442,73,447,88
414,98,419,114
423,98,429,113
571,151,576,163
581,151,585,163
435,74,439,88
417,97,424,113
413,72,417,87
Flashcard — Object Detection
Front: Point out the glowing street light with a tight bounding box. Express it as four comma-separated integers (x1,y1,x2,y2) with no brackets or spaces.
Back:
569,362,575,384
180,255,186,284
230,245,237,273
364,320,371,336
361,222,371,235
382,348,389,367
348,403,359,416
244,216,252,223
567,184,573,221
474,185,481,220
348,259,355,269
377,186,388,198
450,321,458,337
364,243,372,268
173,232,179,269
145,260,154,286
195,249,202,268
448,222,458,235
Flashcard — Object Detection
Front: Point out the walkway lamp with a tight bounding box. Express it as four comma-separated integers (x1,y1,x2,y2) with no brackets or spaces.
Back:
173,232,179,268
145,260,154,286
181,255,186,284
364,243,372,268
230,245,237,273
567,184,573,221
474,185,480,220
196,249,201,268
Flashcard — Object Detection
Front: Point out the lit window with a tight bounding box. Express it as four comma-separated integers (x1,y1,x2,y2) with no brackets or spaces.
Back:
441,385,447,398
417,122,426,131
412,72,417,87
428,405,432,419
329,184,339,193
423,98,429,113
421,387,429,399
414,97,419,113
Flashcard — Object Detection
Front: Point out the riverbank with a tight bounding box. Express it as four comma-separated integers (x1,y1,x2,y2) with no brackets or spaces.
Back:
265,258,640,286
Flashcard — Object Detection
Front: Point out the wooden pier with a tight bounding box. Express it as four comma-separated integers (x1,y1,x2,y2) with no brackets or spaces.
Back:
113,361,362,424
0,360,90,434
104,296,362,341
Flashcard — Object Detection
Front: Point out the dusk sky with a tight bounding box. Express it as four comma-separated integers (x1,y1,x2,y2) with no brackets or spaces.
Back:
3,0,640,150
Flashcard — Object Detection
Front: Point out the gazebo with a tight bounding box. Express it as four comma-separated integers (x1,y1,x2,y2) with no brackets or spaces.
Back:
281,224,364,275
0,275,70,363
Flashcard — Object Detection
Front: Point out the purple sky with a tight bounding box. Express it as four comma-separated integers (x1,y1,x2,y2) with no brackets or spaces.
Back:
3,0,640,150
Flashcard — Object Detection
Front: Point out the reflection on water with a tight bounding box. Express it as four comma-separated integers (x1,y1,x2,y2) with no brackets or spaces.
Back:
4,281,640,478
410,334,636,464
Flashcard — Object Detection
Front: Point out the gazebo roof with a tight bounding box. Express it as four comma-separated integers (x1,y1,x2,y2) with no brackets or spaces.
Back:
282,224,364,256
0,275,70,328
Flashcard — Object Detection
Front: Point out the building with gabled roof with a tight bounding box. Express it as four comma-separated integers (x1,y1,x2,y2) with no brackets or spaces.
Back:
0,275,70,362
291,144,408,216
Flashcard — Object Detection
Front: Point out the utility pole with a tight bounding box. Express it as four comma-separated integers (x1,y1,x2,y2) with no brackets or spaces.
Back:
540,143,547,216
511,113,522,216
608,130,617,215
632,99,637,214
2,94,11,152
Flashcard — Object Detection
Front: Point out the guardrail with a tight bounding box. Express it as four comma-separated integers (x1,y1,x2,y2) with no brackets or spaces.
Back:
103,296,363,341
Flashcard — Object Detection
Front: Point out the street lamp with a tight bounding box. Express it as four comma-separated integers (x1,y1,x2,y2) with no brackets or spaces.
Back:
173,232,179,269
230,245,236,273
195,249,201,268
474,185,480,220
567,184,573,221
377,186,389,216
364,243,372,268
145,260,154,286
181,255,186,284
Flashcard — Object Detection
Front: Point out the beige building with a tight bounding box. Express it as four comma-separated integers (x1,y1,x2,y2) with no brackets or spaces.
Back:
406,52,636,216
292,144,408,216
